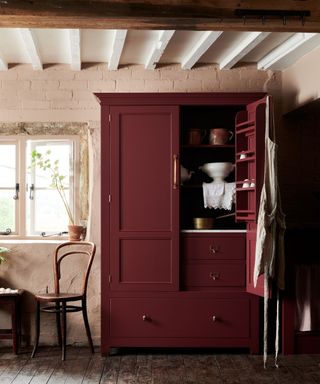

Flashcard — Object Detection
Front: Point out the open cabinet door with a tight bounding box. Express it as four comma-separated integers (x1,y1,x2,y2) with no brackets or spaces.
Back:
235,96,268,297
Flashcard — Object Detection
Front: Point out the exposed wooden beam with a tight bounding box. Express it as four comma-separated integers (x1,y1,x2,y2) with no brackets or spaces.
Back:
108,30,127,70
19,28,42,70
0,1,319,32
69,29,81,71
219,32,270,69
181,31,223,70
145,30,175,70
257,32,317,69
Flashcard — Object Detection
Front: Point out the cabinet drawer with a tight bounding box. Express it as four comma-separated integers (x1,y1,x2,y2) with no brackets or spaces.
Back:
183,234,245,261
184,262,245,288
110,297,250,338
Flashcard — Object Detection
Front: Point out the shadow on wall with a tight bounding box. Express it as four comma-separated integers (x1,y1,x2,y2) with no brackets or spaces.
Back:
279,95,320,228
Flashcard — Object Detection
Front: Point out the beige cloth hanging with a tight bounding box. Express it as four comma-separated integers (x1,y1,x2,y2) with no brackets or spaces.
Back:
253,96,286,368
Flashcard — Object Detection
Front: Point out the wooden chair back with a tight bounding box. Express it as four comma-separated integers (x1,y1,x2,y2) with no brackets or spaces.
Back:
53,242,96,296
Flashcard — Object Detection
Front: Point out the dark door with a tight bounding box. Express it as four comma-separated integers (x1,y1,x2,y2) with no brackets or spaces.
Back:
109,105,180,291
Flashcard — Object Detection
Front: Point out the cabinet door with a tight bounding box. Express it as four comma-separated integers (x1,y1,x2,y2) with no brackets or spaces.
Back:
109,106,180,291
235,96,267,297
235,97,266,222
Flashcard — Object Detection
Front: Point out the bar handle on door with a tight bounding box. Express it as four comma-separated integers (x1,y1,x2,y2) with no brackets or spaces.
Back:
173,154,179,189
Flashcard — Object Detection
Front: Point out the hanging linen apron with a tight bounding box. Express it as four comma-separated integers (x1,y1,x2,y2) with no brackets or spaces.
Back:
253,96,286,368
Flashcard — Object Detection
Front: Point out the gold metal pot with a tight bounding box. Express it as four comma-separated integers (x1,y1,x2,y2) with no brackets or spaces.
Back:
193,217,214,229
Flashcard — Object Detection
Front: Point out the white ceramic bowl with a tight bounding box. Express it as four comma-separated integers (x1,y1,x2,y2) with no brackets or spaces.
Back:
199,162,235,181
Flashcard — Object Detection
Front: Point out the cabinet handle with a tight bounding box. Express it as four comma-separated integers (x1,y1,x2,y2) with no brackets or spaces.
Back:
212,316,217,322
142,315,148,321
209,272,221,280
173,154,178,190
209,245,219,254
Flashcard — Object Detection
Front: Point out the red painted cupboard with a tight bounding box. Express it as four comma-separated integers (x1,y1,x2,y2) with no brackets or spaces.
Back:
96,93,268,354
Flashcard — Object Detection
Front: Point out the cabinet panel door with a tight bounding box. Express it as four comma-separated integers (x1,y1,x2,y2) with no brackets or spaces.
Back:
110,106,180,291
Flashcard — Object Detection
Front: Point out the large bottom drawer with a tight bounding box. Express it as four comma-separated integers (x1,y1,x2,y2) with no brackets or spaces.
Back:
110,297,250,338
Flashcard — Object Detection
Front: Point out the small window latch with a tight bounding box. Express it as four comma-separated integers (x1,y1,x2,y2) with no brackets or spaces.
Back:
41,231,68,237
29,183,34,200
0,228,12,235
13,183,19,200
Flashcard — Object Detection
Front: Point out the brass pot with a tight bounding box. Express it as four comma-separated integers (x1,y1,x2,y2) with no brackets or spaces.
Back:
193,217,214,229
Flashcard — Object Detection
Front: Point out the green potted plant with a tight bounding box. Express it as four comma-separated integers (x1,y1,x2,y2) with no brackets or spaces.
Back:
30,150,84,241
0,247,9,265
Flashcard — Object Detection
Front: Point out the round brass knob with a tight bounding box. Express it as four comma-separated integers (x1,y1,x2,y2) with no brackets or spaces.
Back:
209,245,217,254
142,315,147,321
212,316,216,322
209,272,221,280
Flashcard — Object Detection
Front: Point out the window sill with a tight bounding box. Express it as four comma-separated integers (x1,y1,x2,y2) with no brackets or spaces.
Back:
0,236,69,244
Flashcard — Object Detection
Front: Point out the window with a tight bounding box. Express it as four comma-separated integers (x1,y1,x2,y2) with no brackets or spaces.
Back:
0,136,79,237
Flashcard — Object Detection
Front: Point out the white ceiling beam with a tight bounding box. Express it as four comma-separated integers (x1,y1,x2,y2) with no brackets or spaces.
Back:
258,32,317,70
145,30,175,70
69,29,81,71
108,30,127,70
19,28,42,70
181,31,223,70
219,32,270,70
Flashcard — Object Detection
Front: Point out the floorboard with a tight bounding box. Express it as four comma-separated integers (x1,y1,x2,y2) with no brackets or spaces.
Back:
0,347,319,384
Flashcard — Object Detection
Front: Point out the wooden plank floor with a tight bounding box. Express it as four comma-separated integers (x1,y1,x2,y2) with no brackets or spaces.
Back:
0,347,319,383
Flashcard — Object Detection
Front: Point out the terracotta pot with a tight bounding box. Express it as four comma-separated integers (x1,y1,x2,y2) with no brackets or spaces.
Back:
67,225,84,241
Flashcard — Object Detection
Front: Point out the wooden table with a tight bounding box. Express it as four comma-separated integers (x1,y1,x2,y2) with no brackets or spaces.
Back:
0,289,23,354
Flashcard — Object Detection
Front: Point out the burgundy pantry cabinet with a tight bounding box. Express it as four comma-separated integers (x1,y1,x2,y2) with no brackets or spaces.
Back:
96,93,267,354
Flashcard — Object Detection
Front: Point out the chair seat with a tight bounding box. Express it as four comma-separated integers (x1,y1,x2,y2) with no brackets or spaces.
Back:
35,292,83,302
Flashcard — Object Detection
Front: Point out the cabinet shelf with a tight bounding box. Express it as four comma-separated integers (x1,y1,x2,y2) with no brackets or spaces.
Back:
182,144,235,149
235,120,255,128
236,126,255,135
236,156,256,163
181,184,202,189
236,187,255,192
236,150,255,157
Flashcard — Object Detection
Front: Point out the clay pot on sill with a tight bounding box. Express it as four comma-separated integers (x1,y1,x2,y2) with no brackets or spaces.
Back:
67,225,85,241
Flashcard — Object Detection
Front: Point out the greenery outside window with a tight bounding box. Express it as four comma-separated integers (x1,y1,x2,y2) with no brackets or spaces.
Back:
0,136,80,237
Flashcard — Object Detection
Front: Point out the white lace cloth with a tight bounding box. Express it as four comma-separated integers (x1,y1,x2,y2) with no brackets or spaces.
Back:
0,287,19,294
202,181,235,210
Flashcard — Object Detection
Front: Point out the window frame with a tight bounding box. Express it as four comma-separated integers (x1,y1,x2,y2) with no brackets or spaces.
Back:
0,138,20,235
0,135,80,240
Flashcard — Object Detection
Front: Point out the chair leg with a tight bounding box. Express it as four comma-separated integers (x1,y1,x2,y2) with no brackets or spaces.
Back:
82,299,94,353
61,302,67,361
31,301,40,358
55,302,62,348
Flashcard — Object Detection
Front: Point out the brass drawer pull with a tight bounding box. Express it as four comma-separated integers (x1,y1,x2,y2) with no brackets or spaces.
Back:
209,244,219,254
212,315,217,322
209,272,221,280
142,314,148,321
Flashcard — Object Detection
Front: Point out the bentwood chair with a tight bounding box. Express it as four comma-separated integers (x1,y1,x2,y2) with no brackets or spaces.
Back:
31,241,96,360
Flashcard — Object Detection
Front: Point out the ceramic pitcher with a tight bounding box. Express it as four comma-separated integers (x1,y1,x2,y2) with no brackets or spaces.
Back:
209,128,233,145
186,128,206,145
